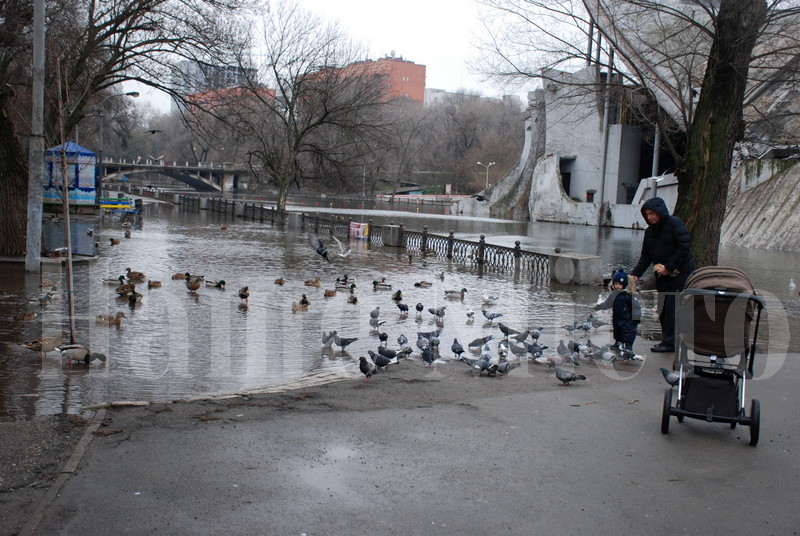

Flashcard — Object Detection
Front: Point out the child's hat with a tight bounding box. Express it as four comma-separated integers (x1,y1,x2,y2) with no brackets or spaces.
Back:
613,269,628,289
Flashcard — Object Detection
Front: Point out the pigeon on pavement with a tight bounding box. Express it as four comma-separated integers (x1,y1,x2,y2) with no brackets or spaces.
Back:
359,356,377,381
660,367,681,387
555,366,586,385
451,338,465,358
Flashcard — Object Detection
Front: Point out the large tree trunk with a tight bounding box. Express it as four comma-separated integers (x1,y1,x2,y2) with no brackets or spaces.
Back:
674,0,766,268
0,94,30,257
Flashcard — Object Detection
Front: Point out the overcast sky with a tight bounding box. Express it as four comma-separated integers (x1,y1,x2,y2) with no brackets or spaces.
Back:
135,0,522,112
298,0,496,95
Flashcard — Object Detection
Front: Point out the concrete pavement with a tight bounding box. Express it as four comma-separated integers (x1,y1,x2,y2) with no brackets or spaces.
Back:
20,352,800,535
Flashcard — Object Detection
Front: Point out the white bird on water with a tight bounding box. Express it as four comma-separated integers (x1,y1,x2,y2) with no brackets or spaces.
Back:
790,279,796,290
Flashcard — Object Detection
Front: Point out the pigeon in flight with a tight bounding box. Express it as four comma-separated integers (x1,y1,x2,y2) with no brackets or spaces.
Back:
555,366,586,385
308,234,330,262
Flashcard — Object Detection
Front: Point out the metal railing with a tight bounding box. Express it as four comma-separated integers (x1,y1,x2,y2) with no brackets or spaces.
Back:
132,190,549,279
402,227,549,280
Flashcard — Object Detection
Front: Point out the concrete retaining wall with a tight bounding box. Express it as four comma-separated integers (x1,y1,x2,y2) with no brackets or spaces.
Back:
721,160,800,250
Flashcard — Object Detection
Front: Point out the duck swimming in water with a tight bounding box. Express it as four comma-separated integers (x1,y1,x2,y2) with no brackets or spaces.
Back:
444,288,468,299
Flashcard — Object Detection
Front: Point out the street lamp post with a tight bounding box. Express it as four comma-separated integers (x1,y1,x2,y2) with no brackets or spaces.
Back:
477,161,495,190
97,91,139,200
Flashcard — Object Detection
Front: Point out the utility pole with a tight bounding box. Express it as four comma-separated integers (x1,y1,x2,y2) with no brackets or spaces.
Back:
25,0,45,273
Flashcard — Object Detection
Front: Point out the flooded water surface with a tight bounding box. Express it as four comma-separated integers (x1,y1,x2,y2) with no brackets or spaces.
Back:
1,199,798,420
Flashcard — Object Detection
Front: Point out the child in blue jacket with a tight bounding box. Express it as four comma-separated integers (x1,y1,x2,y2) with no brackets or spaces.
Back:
594,269,641,351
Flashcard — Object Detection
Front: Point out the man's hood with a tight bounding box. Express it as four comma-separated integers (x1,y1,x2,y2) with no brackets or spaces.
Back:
641,197,670,222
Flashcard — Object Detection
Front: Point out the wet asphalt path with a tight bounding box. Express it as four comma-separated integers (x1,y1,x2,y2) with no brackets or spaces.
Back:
27,351,800,536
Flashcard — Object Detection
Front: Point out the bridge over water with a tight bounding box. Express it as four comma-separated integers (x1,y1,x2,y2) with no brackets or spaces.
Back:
100,158,252,192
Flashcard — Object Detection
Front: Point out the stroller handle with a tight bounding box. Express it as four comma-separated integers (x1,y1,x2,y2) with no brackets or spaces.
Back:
680,288,765,310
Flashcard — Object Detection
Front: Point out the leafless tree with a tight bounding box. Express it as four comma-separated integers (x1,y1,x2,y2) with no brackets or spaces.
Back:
477,0,800,266
0,0,253,255
219,0,390,212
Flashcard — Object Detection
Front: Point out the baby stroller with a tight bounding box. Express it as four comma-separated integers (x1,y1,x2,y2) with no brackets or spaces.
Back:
660,266,766,446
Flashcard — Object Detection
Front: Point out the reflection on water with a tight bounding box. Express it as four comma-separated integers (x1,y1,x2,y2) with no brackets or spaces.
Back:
1,200,798,420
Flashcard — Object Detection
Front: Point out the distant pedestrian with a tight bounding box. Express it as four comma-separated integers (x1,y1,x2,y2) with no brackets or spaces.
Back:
629,197,695,353
594,269,640,350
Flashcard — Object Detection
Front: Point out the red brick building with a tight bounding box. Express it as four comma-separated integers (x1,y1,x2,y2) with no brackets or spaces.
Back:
343,55,426,104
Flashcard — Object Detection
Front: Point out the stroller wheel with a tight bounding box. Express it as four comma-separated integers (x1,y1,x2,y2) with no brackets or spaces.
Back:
749,399,761,446
661,388,672,434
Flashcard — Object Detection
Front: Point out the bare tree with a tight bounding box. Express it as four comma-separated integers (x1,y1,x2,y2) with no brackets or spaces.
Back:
0,0,252,255
477,0,800,266
423,95,524,192
221,0,389,211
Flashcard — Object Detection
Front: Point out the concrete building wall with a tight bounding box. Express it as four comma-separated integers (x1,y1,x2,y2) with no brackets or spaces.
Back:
537,67,651,206
542,69,605,201
607,124,642,203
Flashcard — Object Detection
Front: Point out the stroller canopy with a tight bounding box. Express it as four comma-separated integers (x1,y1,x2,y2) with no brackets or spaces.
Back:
678,266,758,358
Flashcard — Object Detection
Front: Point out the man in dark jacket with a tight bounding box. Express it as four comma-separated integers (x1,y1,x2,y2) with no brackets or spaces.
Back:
629,197,695,353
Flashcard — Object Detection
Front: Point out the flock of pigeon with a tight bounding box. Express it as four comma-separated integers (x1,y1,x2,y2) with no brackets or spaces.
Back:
306,256,647,386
